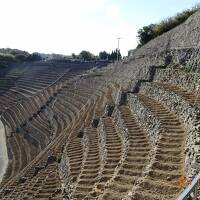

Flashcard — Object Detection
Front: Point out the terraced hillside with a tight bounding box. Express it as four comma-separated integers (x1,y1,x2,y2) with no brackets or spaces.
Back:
0,10,200,200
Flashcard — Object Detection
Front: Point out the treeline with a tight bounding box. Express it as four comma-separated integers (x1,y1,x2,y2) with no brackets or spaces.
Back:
0,48,122,66
0,48,42,62
137,4,200,47
72,49,121,62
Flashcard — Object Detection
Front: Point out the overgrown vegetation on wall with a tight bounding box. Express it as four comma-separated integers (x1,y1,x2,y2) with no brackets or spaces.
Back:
137,5,200,47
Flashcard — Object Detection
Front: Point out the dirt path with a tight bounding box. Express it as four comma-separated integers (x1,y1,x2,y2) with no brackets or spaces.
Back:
0,119,8,184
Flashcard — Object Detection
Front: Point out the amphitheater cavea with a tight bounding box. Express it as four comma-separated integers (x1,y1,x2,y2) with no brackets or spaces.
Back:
0,4,200,200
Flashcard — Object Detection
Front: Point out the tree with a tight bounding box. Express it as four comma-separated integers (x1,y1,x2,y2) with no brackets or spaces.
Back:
28,53,42,61
109,49,121,62
99,51,110,60
72,53,77,59
79,50,93,61
137,24,156,47
116,49,122,61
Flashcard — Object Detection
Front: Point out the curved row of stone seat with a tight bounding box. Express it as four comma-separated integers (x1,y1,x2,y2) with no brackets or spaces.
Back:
0,77,15,93
52,105,70,128
56,96,84,115
27,120,50,146
2,95,48,132
2,76,63,129
0,88,99,199
2,86,90,182
49,85,94,132
0,64,28,94
0,90,23,107
0,74,66,184
52,82,105,127
0,68,64,188
0,65,67,113
2,133,29,184
0,68,111,198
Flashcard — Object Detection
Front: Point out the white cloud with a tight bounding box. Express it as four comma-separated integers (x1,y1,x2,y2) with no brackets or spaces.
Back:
0,0,138,56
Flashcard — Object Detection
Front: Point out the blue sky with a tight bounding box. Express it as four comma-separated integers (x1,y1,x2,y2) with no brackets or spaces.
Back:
0,0,199,56
118,0,200,26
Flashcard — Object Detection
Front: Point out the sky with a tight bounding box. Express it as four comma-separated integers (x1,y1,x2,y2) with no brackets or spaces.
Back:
0,0,199,56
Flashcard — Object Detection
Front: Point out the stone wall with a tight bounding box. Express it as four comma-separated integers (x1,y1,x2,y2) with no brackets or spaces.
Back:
154,67,200,93
96,118,106,182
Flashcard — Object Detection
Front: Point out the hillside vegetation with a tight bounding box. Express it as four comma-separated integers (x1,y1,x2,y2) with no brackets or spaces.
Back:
137,5,200,47
0,48,41,63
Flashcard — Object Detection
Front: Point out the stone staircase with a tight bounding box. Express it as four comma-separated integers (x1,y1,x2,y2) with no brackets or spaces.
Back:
72,127,100,199
89,117,123,198
100,106,151,200
130,94,185,200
